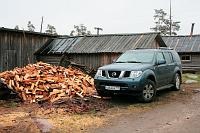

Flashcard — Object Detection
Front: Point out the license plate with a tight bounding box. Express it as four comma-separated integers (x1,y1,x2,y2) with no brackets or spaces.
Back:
105,86,120,90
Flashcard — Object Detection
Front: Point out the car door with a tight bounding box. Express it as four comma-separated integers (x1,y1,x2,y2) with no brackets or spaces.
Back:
163,52,175,84
154,52,169,87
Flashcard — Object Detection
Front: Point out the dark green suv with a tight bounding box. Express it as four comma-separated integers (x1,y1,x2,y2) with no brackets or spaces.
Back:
94,48,182,102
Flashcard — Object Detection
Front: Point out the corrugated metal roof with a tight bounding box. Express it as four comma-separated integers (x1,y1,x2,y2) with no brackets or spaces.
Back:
35,33,166,55
163,35,200,53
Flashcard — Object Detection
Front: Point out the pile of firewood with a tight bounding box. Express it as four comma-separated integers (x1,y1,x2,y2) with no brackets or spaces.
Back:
0,62,96,103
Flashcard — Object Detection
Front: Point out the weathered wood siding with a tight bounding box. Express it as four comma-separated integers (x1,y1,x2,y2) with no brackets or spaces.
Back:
68,53,120,69
36,55,62,65
179,53,200,72
0,30,53,72
36,53,120,69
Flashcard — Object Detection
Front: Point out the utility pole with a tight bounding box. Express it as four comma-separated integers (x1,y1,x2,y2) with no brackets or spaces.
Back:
169,0,172,36
40,16,44,33
190,23,195,36
94,27,103,35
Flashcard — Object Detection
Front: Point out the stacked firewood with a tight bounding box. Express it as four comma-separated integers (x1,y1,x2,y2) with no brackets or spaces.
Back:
0,62,96,103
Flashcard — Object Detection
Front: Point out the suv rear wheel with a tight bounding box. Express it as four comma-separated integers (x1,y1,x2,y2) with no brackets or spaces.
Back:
140,79,156,103
173,73,181,91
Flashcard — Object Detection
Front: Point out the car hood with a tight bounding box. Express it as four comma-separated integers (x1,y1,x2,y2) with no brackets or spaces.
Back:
99,63,152,71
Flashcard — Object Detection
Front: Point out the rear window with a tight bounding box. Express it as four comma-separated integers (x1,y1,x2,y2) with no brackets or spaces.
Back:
163,52,173,64
172,51,181,63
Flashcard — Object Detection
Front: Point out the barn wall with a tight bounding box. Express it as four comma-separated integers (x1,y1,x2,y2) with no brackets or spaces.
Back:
0,31,53,72
36,55,62,65
179,53,200,72
67,53,121,70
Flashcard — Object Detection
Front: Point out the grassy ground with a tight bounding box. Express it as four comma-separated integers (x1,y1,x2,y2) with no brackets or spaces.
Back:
182,73,200,82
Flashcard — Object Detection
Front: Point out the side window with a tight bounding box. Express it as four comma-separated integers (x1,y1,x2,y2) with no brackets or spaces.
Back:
172,51,181,63
169,52,174,62
163,52,173,64
157,52,165,63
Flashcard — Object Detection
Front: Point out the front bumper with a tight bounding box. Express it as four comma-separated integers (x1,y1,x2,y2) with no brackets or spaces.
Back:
94,76,145,95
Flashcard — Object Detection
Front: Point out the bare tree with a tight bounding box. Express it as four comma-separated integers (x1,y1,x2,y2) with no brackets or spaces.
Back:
27,21,35,32
14,25,19,30
45,24,57,35
70,24,91,36
150,9,180,36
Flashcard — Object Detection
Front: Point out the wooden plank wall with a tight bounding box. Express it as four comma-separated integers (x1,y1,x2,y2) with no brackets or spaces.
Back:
36,55,62,65
179,53,200,66
178,53,200,72
0,31,52,72
67,53,120,70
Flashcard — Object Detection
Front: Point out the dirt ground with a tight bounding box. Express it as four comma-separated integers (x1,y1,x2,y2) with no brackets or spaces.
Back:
93,83,200,133
0,83,200,133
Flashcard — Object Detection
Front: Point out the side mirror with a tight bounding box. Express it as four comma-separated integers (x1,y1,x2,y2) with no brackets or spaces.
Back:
157,60,166,65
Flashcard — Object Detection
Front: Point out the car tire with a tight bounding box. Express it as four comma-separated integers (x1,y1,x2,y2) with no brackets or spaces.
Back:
172,73,181,91
139,79,156,103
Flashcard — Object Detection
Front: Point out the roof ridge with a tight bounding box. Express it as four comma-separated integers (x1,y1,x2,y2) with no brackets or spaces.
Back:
0,27,60,37
59,32,160,38
163,34,200,37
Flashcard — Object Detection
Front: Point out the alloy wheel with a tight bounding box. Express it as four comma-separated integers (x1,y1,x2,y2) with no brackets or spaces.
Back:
143,84,154,100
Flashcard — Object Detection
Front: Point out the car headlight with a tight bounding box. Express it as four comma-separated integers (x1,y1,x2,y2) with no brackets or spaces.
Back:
129,71,142,78
95,69,102,77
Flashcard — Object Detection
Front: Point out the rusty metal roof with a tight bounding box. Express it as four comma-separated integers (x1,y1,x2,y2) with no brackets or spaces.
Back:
35,33,166,55
163,35,200,53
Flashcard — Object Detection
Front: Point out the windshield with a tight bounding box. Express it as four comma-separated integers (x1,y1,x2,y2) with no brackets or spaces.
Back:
116,50,155,63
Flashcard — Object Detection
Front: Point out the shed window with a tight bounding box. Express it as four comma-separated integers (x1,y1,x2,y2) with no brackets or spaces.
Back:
181,55,191,61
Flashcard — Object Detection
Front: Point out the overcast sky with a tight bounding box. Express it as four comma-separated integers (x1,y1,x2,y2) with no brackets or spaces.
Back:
0,0,199,35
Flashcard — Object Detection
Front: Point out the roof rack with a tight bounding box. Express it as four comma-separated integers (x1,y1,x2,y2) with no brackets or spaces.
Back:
135,48,152,49
158,47,173,50
135,47,173,50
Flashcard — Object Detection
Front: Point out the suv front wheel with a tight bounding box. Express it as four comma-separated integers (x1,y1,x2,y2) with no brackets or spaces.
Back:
139,79,156,103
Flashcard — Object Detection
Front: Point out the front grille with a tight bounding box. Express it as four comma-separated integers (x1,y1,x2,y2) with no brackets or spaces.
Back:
108,71,121,78
101,70,131,78
124,71,131,77
102,70,106,77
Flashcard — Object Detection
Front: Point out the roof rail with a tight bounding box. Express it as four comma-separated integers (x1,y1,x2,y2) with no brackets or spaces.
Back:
135,48,151,49
158,47,173,50
135,47,173,50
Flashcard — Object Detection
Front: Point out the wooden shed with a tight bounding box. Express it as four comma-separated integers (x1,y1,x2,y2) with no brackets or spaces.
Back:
0,27,57,72
35,33,166,70
163,35,200,72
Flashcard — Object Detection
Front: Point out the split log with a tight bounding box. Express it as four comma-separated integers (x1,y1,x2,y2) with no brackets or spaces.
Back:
0,62,96,103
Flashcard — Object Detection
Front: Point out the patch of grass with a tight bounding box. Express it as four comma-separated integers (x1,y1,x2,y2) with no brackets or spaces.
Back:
48,114,106,132
182,73,200,83
0,100,19,108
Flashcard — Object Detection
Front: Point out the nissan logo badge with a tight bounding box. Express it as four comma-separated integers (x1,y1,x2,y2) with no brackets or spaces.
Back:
112,72,117,77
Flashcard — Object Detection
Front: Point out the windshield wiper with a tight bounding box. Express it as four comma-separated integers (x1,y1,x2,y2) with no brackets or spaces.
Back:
115,61,126,63
116,61,142,63
126,61,142,63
